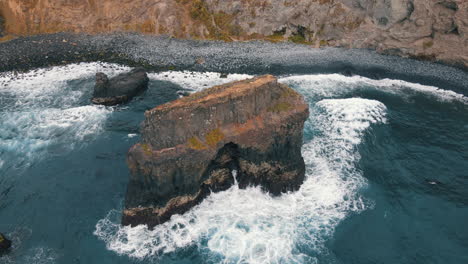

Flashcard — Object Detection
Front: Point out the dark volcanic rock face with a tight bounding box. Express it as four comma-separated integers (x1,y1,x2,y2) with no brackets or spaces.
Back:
122,75,309,228
92,68,149,106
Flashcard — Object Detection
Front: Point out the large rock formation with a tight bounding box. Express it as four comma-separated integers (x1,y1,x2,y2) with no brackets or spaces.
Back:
122,75,309,228
92,68,149,106
0,0,467,67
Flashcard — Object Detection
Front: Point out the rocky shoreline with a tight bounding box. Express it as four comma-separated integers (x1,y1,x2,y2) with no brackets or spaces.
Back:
1,0,467,68
1,32,467,72
0,33,147,73
0,33,467,94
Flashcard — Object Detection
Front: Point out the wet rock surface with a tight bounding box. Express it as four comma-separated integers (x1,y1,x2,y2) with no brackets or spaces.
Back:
122,75,309,228
91,67,149,106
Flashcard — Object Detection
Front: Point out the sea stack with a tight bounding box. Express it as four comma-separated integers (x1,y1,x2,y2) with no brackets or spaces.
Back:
122,75,309,228
0,233,11,254
91,68,149,106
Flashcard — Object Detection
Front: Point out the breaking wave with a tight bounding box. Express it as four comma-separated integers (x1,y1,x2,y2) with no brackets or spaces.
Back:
95,94,387,263
148,71,253,92
0,63,129,165
279,74,468,104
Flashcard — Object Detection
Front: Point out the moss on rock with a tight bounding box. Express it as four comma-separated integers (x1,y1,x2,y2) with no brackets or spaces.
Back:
268,102,293,113
205,128,225,147
141,144,153,156
188,136,207,150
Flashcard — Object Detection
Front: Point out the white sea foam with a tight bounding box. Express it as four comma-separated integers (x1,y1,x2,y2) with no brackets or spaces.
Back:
0,228,55,264
0,62,130,89
0,62,131,109
1,64,463,262
0,63,124,161
0,105,110,156
23,247,58,264
149,71,253,92
279,74,468,104
95,96,387,263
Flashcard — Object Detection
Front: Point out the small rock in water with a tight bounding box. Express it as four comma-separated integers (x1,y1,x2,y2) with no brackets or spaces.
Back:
0,233,12,254
220,73,228,78
91,67,149,106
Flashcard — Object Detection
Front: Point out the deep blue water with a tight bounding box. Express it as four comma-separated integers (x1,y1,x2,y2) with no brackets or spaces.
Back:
0,62,467,264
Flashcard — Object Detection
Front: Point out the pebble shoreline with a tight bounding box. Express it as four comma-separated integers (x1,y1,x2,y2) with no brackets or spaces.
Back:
0,33,467,94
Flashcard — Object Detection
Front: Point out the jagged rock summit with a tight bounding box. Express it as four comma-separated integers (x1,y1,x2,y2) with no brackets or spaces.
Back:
122,75,309,228
92,68,149,106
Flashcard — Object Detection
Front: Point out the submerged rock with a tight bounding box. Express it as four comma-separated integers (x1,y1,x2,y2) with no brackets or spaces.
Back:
91,68,149,106
0,233,11,254
122,75,309,228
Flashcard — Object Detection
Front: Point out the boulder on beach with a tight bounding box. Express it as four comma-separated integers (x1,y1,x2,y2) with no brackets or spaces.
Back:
91,68,149,106
122,75,309,228
0,233,11,254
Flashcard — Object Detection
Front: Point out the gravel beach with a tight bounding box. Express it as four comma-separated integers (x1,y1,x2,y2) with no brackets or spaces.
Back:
0,33,467,94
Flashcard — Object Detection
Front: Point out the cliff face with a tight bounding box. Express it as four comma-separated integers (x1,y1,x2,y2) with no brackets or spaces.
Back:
122,75,309,228
0,0,467,66
206,0,468,66
0,0,217,38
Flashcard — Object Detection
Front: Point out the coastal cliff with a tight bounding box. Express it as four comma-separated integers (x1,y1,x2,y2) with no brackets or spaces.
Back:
122,75,309,228
0,0,467,67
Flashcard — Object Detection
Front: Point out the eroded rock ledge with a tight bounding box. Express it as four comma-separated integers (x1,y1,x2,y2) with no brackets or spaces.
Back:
122,75,309,228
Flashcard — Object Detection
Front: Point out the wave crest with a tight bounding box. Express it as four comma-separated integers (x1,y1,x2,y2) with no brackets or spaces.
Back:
95,96,387,264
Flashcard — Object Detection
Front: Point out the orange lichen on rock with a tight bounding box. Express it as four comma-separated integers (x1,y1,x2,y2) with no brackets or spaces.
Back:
187,136,207,150
205,128,225,147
